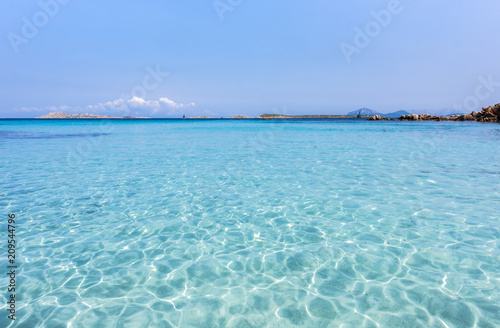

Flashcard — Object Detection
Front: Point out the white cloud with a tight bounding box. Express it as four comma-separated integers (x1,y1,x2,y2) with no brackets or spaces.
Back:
12,97,196,117
158,97,195,109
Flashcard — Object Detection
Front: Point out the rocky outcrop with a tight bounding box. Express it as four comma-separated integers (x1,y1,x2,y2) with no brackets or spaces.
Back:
473,103,500,122
368,103,500,123
399,113,447,121
367,115,393,121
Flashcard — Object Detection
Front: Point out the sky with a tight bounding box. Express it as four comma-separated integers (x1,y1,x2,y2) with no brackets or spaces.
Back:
1,0,500,118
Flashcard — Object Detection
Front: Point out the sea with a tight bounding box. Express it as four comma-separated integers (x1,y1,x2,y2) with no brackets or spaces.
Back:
1,118,499,328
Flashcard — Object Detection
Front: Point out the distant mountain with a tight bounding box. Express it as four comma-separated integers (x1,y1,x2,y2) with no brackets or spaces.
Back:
347,108,381,116
347,109,412,118
382,110,412,118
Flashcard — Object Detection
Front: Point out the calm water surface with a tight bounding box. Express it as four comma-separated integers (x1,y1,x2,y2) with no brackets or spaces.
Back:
1,119,499,327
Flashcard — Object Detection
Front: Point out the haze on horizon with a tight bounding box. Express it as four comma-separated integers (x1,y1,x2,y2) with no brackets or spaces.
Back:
1,0,499,118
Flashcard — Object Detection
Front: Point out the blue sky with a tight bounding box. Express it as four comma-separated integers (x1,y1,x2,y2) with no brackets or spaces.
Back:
1,0,500,118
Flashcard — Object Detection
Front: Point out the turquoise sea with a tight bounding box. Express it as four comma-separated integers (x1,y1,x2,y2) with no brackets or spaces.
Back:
1,119,499,328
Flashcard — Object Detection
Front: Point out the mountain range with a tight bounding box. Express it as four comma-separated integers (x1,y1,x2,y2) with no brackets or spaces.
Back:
347,108,413,118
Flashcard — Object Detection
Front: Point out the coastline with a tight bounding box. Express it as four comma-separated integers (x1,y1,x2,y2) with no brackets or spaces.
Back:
3,103,498,122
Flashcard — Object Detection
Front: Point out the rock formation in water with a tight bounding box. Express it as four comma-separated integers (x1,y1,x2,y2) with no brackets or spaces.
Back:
368,103,500,122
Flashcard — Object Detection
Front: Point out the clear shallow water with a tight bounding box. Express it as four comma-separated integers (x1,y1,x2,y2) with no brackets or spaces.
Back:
0,119,499,328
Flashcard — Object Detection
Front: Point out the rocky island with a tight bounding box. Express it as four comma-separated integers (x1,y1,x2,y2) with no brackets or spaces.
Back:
37,112,147,119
